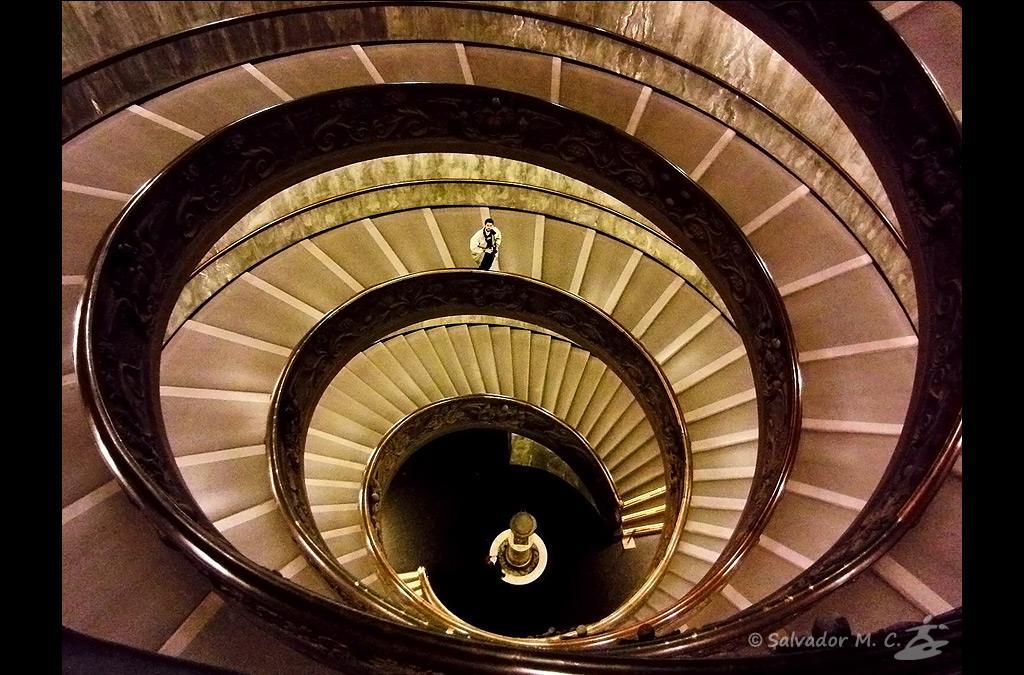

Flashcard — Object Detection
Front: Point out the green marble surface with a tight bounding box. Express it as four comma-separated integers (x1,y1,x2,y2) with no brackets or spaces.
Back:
169,154,730,339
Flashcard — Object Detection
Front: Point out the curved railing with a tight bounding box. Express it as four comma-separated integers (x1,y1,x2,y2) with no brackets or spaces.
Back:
618,0,963,652
70,3,963,672
365,394,622,534
79,79,803,669
165,173,730,343
363,393,627,626
268,270,689,642
63,1,917,333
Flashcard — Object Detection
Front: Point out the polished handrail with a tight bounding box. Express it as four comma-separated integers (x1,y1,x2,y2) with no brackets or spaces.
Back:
267,270,690,643
164,174,732,343
620,505,666,525
358,395,633,641
621,486,668,510
70,2,960,671
363,395,622,533
63,1,916,330
78,79,808,671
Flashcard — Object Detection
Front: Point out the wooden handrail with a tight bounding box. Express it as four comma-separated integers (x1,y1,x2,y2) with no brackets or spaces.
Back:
68,0,964,662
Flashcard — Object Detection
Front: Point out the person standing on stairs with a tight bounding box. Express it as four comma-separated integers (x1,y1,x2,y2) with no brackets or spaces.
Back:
471,217,502,270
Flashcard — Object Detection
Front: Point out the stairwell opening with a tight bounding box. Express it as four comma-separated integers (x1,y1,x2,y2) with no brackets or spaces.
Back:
379,428,657,637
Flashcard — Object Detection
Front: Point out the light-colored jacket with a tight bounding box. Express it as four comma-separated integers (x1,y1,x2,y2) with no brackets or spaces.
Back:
470,226,502,264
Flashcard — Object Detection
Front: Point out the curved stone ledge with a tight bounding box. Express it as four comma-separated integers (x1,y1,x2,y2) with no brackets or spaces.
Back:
63,2,914,327
80,81,801,667
167,175,729,340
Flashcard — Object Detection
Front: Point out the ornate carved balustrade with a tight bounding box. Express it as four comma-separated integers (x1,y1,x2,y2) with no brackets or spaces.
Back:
365,394,621,536
73,1,960,669
79,79,800,668
268,271,689,640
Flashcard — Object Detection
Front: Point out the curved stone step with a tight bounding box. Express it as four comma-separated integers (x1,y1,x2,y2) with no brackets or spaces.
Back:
678,145,919,627
305,321,764,633
157,191,764,632
63,4,960,664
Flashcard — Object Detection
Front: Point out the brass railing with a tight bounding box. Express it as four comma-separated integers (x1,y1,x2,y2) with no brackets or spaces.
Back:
63,1,917,332
364,394,622,534
267,271,691,642
361,396,627,640
64,5,962,660
164,175,731,343
79,80,803,670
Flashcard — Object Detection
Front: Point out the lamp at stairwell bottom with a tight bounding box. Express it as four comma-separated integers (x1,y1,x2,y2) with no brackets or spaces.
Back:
488,511,548,585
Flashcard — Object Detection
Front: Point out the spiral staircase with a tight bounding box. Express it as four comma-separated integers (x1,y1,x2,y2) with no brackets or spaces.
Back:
62,2,961,673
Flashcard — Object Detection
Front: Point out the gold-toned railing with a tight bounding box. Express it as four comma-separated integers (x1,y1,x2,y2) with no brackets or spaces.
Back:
363,394,621,536
163,173,730,344
74,67,953,672
267,271,691,644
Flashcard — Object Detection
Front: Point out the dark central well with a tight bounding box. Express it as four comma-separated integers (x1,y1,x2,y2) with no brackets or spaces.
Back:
380,429,656,637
